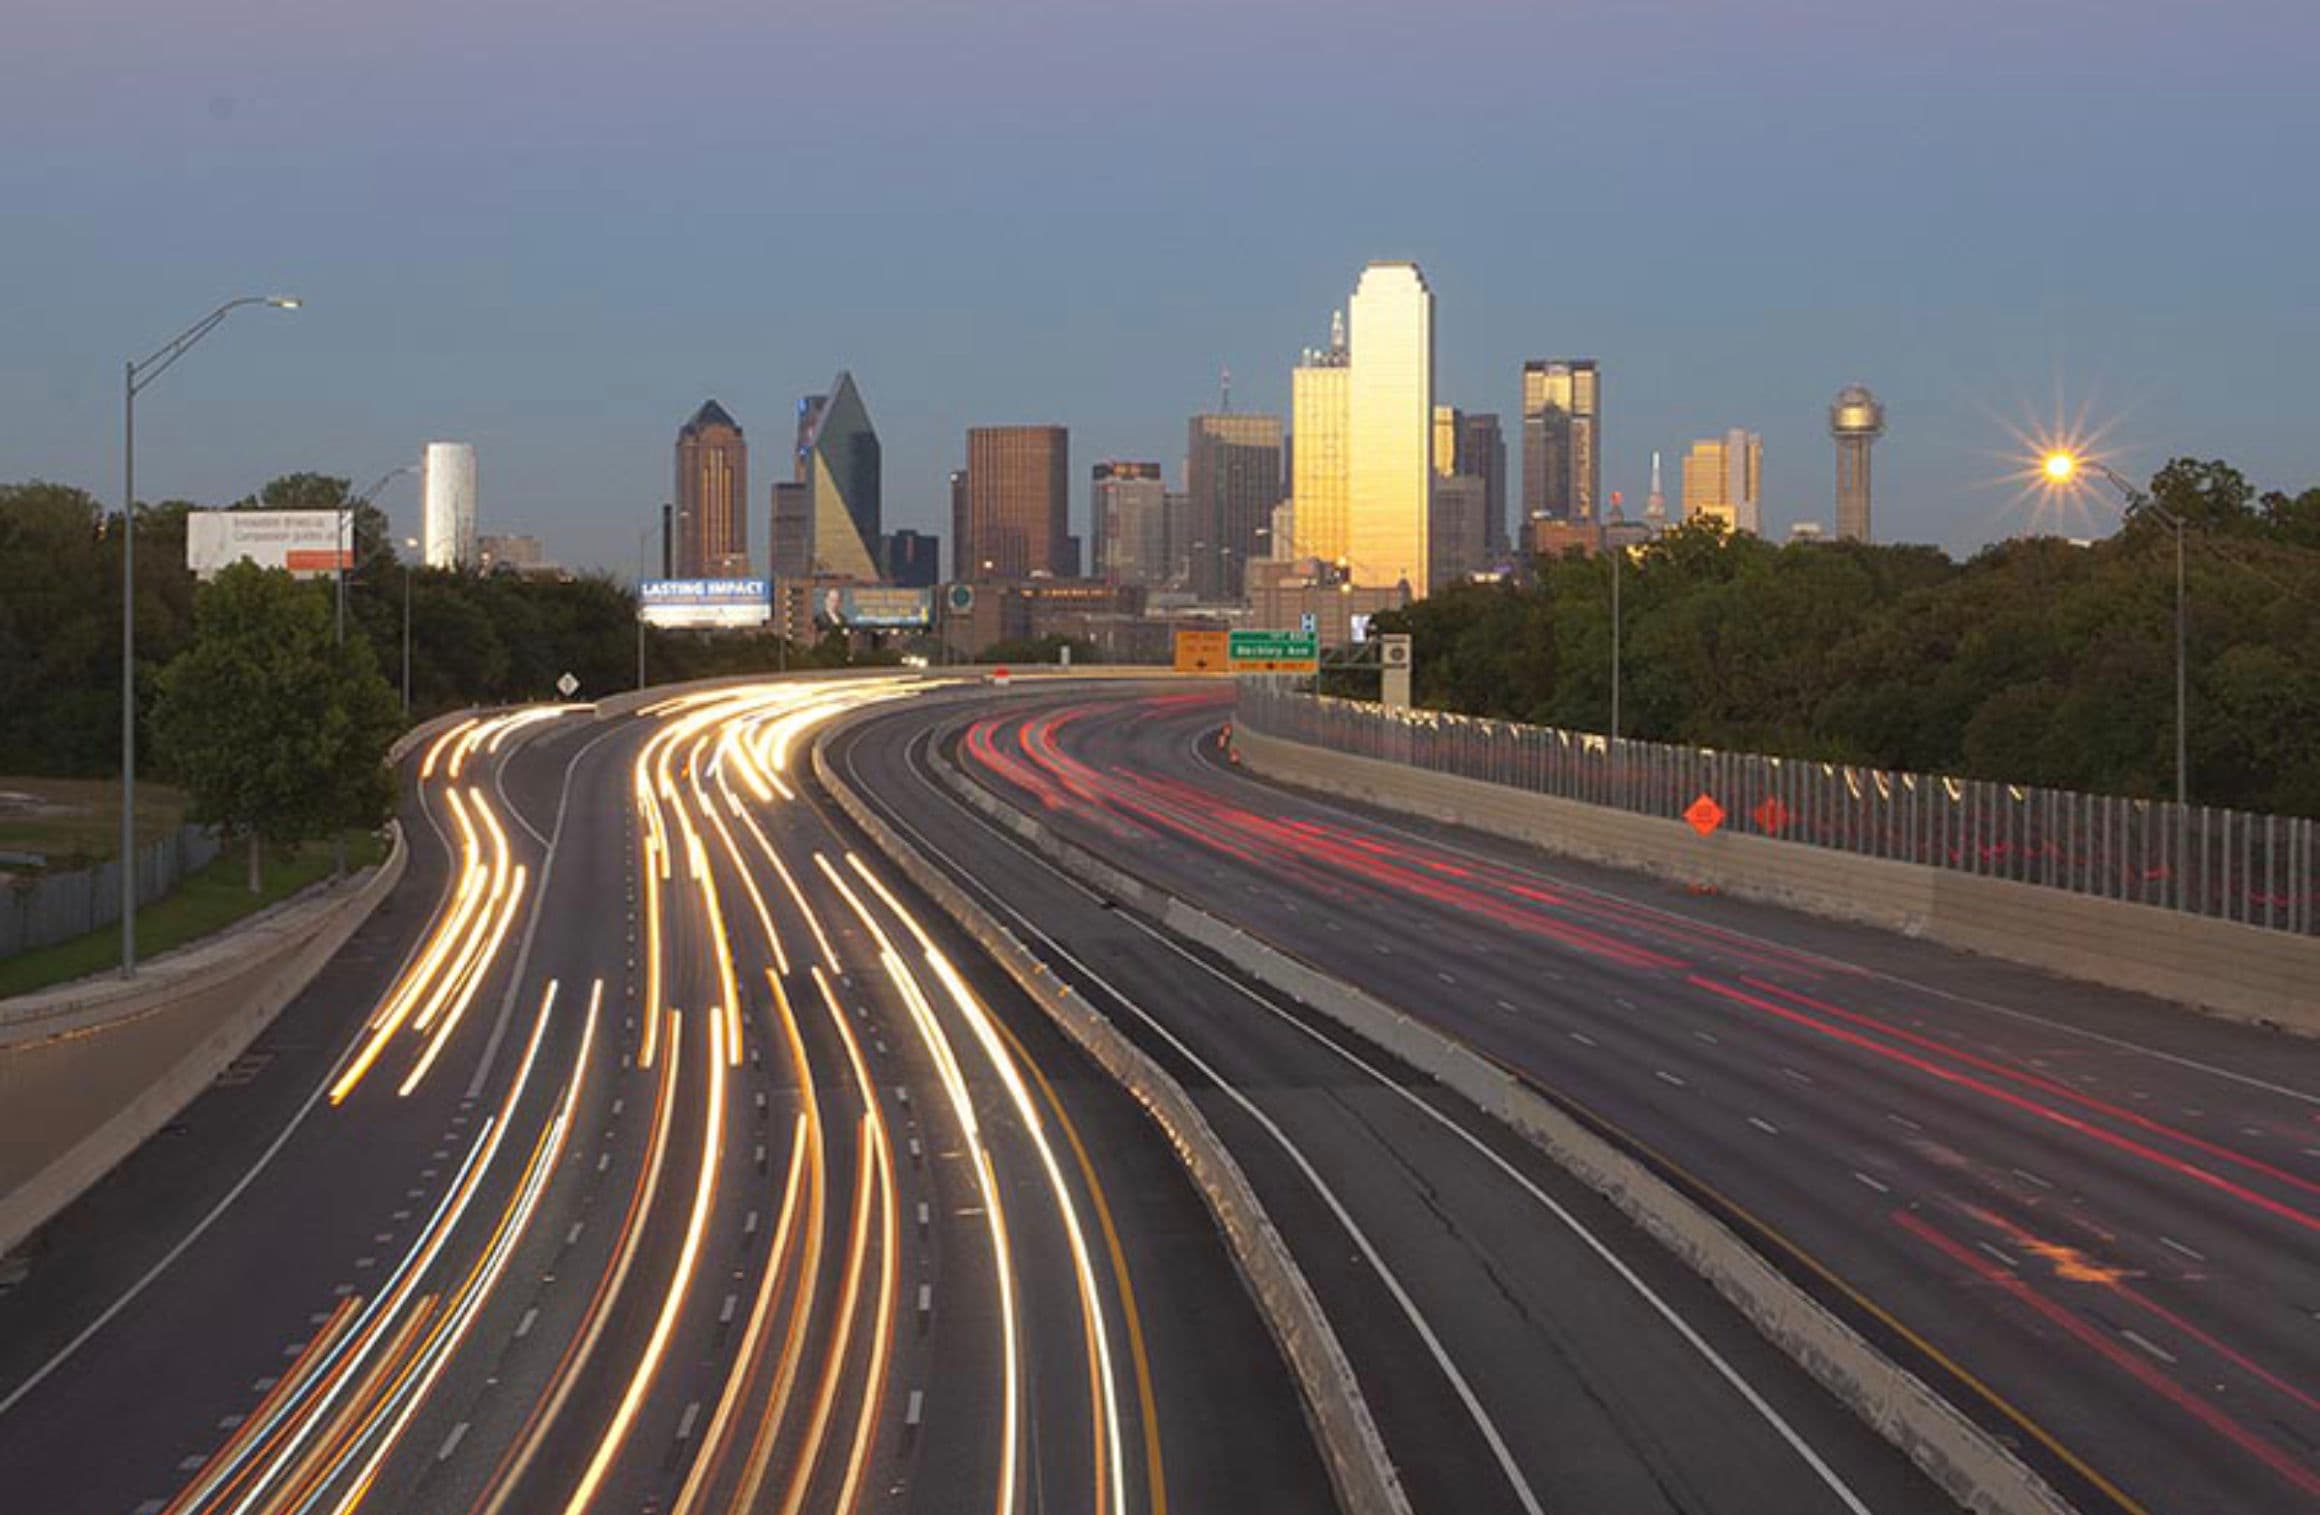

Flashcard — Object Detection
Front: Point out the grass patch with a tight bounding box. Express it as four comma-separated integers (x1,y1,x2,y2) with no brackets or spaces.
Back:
0,829,386,1001
0,776,189,870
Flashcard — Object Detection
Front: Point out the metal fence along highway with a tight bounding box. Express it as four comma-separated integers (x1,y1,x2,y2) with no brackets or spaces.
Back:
1237,683,2319,937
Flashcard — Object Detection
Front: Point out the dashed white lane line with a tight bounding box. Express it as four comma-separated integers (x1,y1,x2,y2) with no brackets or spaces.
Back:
675,1400,702,1442
437,1421,470,1461
2121,1329,2177,1364
1747,1116,1781,1136
2011,1167,2052,1189
2159,1236,2207,1262
904,1388,925,1427
1852,1172,1891,1194
1976,1242,2019,1269
719,1293,739,1324
1568,1031,1598,1047
1655,1070,1688,1089
1694,1030,1720,1046
1781,1067,1814,1086
1496,999,1519,1013
1438,970,1458,985
515,1307,539,1339
1885,1112,1922,1133
565,1222,584,1245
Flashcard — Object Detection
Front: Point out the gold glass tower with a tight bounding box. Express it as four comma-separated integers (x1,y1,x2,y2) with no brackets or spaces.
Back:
1682,429,1763,535
1346,262,1434,589
1290,310,1351,565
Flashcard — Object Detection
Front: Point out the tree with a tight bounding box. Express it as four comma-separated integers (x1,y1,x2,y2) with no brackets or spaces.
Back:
153,563,401,889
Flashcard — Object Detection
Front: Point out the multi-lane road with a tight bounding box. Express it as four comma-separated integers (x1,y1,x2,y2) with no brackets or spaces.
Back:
5,670,2312,1515
870,681,2320,1515
0,681,1327,1515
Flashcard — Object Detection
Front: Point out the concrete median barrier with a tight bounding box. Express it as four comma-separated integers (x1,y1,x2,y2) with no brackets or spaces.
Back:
923,738,2081,1515
0,825,408,1260
813,723,1412,1515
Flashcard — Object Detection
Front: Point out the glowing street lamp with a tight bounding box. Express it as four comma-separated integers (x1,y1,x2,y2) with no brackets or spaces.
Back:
2038,448,2191,908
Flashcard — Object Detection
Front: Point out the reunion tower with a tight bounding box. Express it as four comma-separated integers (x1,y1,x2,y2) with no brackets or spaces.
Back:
1829,384,1885,543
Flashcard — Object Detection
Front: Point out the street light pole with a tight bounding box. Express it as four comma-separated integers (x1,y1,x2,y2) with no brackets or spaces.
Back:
118,294,300,976
1609,536,1622,783
2049,453,2191,909
402,536,419,714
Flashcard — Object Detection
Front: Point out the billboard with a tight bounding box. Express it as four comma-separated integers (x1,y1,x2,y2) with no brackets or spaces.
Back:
819,586,933,630
186,511,351,580
639,578,771,629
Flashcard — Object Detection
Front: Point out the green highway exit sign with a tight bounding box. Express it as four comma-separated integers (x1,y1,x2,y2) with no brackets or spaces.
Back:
1228,630,1319,673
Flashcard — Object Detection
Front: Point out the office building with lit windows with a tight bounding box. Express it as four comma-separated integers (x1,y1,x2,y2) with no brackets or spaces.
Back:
1091,461,1167,586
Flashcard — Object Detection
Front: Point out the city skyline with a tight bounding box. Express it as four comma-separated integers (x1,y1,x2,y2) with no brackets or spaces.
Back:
6,3,2313,577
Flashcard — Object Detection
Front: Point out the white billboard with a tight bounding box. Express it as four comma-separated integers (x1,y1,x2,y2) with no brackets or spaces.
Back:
186,511,352,580
639,578,771,629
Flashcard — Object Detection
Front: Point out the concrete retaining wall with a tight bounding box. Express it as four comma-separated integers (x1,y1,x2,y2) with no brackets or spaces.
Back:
926,740,2078,1515
813,726,1410,1515
1237,727,2320,1035
0,826,409,1258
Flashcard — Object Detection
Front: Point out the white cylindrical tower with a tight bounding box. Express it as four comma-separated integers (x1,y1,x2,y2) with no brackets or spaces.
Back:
422,442,478,570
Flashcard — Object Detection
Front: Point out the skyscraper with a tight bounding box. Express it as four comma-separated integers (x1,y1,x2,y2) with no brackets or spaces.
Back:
1520,360,1600,524
1829,385,1886,543
1645,450,1668,528
883,529,940,588
421,441,477,571
1091,461,1167,586
960,426,1069,579
1458,412,1508,557
1188,413,1284,601
769,481,811,578
1682,430,1763,534
676,400,748,577
1290,310,1352,566
793,372,883,579
1428,474,1489,589
1162,489,1193,586
1347,262,1434,590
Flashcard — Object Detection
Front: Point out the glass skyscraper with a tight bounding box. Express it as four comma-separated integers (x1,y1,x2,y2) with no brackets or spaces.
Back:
1347,262,1434,590
1188,414,1284,602
1521,360,1600,524
792,371,882,580
1291,311,1351,566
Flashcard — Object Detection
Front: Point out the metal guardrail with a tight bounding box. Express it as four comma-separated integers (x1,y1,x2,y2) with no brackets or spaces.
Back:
1236,683,2319,937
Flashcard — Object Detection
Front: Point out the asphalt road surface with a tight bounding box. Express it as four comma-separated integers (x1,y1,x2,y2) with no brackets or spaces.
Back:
0,681,1328,1515
834,687,1961,1515
893,680,2320,1515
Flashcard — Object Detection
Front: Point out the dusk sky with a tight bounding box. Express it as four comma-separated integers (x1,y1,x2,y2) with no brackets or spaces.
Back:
6,0,2316,575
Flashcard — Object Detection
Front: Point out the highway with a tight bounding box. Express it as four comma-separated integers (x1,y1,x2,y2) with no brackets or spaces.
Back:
833,691,1959,1515
851,681,2320,1515
0,681,1329,1515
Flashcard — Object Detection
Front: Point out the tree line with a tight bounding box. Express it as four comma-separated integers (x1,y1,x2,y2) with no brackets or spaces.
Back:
1363,459,2320,819
0,473,878,873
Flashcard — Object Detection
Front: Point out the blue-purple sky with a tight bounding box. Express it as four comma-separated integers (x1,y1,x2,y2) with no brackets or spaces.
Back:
6,0,2316,574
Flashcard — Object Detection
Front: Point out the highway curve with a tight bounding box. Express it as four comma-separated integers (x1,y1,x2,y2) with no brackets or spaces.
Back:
885,679,2320,1515
833,685,1961,1515
0,680,1329,1515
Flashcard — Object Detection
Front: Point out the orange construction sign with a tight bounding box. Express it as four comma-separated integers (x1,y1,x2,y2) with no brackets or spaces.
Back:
1684,793,1726,837
1173,628,1230,674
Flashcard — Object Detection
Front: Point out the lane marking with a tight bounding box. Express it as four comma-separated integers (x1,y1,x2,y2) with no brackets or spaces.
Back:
1852,1172,1890,1194
2121,1330,2176,1365
1747,1117,1781,1136
858,734,1872,1515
